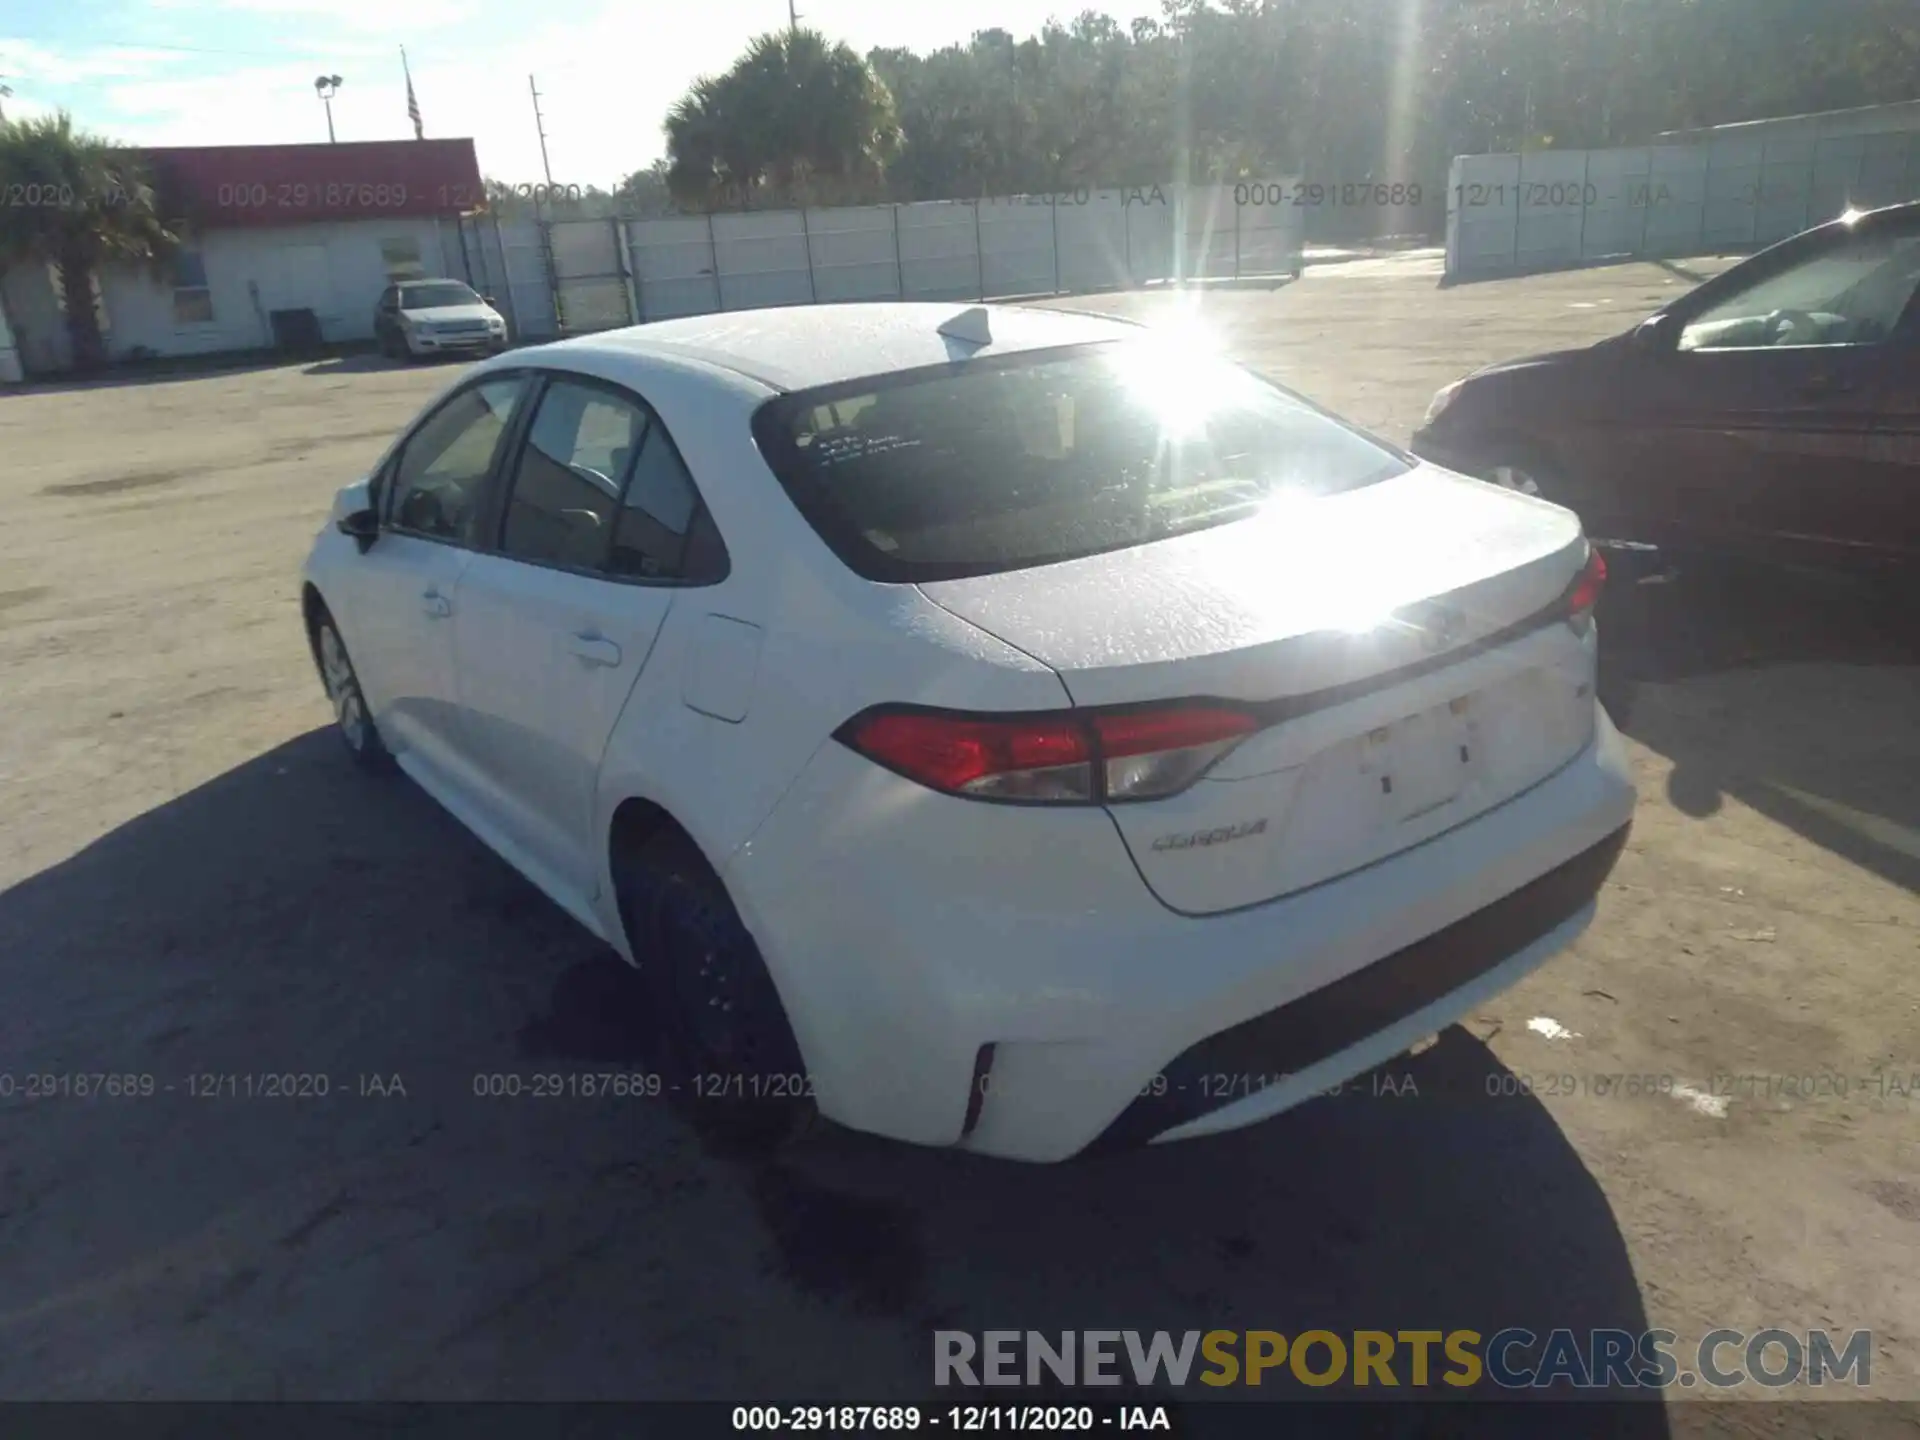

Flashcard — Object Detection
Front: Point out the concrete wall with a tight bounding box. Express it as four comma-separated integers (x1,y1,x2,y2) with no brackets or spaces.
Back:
1445,129,1920,281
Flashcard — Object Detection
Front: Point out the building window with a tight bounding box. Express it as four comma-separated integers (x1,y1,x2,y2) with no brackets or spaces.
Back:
171,251,214,324
381,237,426,280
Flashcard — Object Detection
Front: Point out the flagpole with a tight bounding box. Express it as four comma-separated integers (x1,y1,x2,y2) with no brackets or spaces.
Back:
401,45,423,140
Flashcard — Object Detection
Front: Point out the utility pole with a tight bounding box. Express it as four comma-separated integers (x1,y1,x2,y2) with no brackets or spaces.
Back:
788,0,801,32
528,74,555,187
314,75,343,143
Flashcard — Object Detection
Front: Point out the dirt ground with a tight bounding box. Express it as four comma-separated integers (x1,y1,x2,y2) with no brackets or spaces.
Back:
1,254,1916,1425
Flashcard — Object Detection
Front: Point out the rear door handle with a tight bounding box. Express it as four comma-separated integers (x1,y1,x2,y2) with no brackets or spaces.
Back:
422,591,452,619
566,633,622,668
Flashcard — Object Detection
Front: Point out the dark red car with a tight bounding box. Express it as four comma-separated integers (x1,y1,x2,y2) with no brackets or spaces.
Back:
1411,201,1920,570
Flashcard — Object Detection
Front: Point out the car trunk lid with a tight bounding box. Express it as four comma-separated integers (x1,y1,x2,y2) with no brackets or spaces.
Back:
918,466,1599,913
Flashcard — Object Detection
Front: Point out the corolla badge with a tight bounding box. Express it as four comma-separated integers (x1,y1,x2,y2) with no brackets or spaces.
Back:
1151,818,1269,852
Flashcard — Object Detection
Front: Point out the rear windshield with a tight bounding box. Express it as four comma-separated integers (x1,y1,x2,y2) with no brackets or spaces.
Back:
402,282,481,309
751,341,1411,582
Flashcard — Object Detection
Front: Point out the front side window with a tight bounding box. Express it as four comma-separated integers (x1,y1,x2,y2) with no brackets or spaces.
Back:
499,379,647,571
387,377,525,541
752,341,1410,582
1680,226,1920,351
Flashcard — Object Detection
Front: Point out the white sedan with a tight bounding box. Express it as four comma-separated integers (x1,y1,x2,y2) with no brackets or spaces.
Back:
301,301,1635,1163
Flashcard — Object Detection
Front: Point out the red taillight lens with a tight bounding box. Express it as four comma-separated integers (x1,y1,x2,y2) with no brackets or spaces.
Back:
841,711,1093,801
839,704,1258,804
1565,547,1607,628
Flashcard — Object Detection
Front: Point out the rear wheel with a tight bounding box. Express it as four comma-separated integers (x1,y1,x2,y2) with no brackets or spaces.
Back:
617,833,815,1153
1481,444,1557,500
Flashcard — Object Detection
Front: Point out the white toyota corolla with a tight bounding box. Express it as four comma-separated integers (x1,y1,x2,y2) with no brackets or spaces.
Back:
302,301,1635,1162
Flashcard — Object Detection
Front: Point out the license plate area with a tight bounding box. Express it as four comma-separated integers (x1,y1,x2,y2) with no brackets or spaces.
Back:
1361,697,1477,825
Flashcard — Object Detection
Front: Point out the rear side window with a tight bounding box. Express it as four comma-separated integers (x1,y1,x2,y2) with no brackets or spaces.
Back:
751,341,1409,582
607,427,717,580
500,379,646,571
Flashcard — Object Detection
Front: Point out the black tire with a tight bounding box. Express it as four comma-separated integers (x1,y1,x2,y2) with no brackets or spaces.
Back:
312,614,393,771
617,832,814,1154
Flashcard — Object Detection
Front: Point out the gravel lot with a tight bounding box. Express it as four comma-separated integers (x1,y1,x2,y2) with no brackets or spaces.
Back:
2,253,1915,1424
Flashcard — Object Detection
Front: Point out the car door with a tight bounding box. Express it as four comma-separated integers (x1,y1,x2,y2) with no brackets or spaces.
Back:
1864,279,1920,558
348,374,530,790
450,371,728,907
1632,213,1920,561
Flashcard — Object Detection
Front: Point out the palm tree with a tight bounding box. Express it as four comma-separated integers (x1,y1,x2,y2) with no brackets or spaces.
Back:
665,28,901,210
0,112,184,369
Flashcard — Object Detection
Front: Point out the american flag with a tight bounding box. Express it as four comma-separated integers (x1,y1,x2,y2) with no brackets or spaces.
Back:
402,48,423,139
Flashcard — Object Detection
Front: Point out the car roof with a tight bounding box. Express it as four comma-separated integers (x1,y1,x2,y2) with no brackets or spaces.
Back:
538,301,1144,392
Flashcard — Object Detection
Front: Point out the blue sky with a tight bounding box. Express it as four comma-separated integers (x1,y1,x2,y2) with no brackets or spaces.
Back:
2,0,1162,186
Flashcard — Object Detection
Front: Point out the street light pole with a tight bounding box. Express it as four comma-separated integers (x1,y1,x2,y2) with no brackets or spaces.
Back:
314,74,343,143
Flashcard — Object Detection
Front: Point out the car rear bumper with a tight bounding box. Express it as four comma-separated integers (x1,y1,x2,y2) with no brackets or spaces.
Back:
726,704,1636,1162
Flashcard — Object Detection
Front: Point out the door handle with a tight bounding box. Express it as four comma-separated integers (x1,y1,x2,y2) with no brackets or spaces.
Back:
566,632,622,667
422,591,452,619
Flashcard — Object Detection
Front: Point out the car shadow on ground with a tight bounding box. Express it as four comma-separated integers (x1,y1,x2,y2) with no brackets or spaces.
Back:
301,353,416,375
1600,562,1920,894
0,729,1662,1419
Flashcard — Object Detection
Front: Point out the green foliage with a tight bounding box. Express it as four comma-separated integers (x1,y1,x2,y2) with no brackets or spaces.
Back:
0,110,184,368
665,28,903,209
664,0,1920,211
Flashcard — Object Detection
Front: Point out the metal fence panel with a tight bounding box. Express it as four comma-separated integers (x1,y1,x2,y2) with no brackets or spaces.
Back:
712,211,813,310
1182,184,1239,279
806,205,902,302
1052,195,1130,292
629,216,721,320
977,197,1058,297
1234,183,1308,277
896,201,984,301
546,219,632,333
461,181,1308,335
493,217,559,339
1446,131,1920,280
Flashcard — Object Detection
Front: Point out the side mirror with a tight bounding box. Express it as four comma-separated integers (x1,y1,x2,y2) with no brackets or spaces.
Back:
1631,315,1672,352
483,294,497,305
331,478,379,552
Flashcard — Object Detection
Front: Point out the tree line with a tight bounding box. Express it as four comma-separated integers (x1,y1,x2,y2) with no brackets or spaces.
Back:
649,0,1919,221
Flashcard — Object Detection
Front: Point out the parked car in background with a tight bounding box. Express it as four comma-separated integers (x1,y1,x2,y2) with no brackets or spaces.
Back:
1412,201,1920,571
301,302,1635,1162
374,279,508,361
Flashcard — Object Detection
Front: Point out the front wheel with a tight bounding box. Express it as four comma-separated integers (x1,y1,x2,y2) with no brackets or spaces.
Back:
314,616,392,771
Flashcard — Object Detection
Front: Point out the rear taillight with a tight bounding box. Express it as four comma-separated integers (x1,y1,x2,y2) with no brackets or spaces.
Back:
838,704,1259,805
1564,547,1607,631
